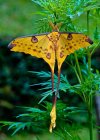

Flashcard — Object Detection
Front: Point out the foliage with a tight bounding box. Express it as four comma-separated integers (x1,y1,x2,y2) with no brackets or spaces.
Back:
32,0,100,34
29,70,100,104
32,0,100,20
0,101,86,137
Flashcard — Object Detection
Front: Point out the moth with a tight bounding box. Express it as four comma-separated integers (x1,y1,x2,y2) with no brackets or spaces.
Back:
8,22,93,132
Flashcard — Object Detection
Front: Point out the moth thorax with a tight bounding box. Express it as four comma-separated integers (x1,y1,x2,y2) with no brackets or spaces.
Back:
48,32,60,43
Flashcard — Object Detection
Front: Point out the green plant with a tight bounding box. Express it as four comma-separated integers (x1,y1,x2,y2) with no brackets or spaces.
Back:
0,101,84,137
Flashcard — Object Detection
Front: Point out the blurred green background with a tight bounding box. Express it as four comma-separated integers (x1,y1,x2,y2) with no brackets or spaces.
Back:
0,0,100,140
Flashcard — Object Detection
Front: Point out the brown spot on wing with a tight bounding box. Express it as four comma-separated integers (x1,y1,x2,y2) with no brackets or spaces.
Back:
8,43,16,49
60,52,64,58
50,45,53,49
46,53,51,59
69,46,72,49
44,49,48,52
31,36,38,43
67,33,73,40
33,49,36,51
38,50,41,53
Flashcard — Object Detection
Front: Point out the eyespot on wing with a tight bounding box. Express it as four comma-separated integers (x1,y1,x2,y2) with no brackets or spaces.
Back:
31,36,38,43
67,33,73,40
8,43,16,49
85,37,93,45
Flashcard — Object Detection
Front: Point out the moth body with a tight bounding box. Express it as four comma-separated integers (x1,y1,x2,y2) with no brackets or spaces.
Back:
47,31,60,51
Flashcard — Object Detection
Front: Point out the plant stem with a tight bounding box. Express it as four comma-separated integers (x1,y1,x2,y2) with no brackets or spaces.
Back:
87,10,93,140
88,95,93,140
73,67,81,84
74,52,83,82
87,10,90,35
87,10,92,74
87,50,91,74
